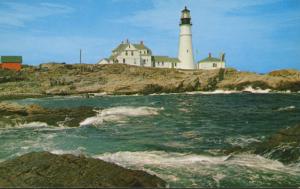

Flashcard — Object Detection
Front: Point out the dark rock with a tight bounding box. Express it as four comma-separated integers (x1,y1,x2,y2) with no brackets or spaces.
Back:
0,151,166,188
141,84,163,94
0,102,95,127
253,125,300,164
225,125,300,164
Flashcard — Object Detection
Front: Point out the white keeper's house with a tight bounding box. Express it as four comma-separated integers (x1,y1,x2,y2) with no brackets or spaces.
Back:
97,39,180,69
97,6,226,70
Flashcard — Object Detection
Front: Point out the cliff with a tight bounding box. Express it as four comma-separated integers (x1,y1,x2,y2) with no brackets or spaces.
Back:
0,64,299,97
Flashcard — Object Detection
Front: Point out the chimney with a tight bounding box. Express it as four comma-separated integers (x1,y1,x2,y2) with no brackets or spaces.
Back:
209,53,212,58
220,53,225,61
140,40,144,45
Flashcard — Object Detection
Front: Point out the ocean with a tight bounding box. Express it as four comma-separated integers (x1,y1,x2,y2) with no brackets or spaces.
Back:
0,93,300,187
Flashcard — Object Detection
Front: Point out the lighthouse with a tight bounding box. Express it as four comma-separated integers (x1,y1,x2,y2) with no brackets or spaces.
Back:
178,6,195,69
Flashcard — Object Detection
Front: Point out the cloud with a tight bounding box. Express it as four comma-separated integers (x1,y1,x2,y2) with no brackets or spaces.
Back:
0,2,74,28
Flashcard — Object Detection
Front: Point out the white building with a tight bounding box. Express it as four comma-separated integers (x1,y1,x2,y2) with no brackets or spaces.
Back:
99,39,180,69
153,56,180,68
198,53,226,69
97,58,109,64
107,40,152,67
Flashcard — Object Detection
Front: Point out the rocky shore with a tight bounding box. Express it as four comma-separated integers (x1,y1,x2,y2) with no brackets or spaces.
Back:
0,64,299,98
0,102,95,128
0,151,166,188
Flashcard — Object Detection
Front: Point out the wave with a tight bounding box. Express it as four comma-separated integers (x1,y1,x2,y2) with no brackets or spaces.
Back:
94,151,292,171
186,90,240,95
242,86,271,94
93,151,300,187
80,106,164,126
225,136,262,147
50,147,87,156
186,87,271,95
276,105,296,112
0,121,72,131
0,121,49,130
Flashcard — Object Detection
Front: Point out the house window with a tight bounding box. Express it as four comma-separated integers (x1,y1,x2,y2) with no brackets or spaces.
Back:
131,51,134,56
187,49,189,53
125,51,128,56
123,58,126,64
162,62,164,66
213,63,217,67
175,63,177,67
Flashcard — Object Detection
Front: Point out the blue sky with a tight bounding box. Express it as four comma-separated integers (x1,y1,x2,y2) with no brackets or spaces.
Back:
0,0,299,73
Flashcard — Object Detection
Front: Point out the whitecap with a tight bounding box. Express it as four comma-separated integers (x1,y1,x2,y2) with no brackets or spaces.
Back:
0,121,49,129
80,106,163,126
242,86,271,94
276,105,296,112
93,151,300,186
186,90,240,95
50,147,87,156
225,136,262,147
19,122,49,128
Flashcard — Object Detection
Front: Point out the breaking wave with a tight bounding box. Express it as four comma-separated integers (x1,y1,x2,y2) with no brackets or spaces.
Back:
186,90,240,95
50,147,87,156
225,136,262,147
242,86,271,94
94,151,300,187
0,121,49,129
276,105,296,112
80,106,163,126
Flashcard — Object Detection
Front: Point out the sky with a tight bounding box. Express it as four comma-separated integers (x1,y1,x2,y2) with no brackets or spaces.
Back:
0,0,299,73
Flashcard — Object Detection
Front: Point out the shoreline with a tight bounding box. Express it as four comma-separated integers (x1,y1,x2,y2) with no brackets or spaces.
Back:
1,89,299,101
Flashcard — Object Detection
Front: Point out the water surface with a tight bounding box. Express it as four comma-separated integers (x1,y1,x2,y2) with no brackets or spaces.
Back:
1,93,300,187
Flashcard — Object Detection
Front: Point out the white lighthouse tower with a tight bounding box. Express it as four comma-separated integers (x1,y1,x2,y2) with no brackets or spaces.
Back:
178,6,195,69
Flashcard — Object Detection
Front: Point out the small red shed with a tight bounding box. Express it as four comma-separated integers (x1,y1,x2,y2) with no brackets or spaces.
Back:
0,56,22,71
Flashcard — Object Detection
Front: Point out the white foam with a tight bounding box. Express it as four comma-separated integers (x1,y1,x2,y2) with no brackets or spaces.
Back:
242,86,271,93
50,147,87,156
276,105,296,112
225,136,262,147
95,151,229,166
80,106,163,126
94,151,300,176
90,92,108,96
0,121,49,129
19,122,49,128
186,90,240,95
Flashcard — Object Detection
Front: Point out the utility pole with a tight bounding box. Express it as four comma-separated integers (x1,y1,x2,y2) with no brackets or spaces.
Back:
80,49,82,64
